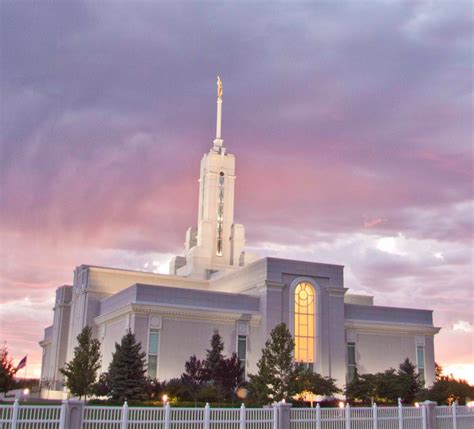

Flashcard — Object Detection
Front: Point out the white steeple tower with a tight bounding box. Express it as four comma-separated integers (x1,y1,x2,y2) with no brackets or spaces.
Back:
170,77,252,278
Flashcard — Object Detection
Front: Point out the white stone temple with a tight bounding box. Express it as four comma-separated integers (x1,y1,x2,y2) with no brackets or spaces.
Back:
40,78,440,396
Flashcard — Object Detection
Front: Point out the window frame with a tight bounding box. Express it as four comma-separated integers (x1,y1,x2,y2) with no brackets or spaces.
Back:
147,328,160,379
237,335,247,378
416,344,425,386
347,342,357,382
289,277,321,373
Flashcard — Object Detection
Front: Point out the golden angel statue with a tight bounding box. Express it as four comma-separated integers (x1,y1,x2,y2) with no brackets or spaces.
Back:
217,76,223,99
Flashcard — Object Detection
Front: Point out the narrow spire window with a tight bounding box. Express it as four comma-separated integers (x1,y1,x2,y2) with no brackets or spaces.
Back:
294,282,315,369
216,172,225,256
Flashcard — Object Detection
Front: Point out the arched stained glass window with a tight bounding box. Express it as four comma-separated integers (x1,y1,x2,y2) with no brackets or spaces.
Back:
294,282,315,368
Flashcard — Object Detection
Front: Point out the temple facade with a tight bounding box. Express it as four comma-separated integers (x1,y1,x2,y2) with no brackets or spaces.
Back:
40,79,439,395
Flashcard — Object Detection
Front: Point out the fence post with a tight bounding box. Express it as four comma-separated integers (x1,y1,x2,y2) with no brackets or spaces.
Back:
345,403,351,429
59,401,67,429
373,403,378,429
422,401,437,429
452,402,457,429
272,403,278,429
121,401,129,429
276,400,292,429
398,402,403,429
316,403,322,429
62,400,84,429
11,399,19,429
204,403,210,429
164,403,170,429
421,403,427,429
240,403,246,429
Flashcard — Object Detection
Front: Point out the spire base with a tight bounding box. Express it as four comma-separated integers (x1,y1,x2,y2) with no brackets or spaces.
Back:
213,138,225,153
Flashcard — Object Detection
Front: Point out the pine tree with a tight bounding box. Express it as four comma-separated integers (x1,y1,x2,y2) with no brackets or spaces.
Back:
181,355,205,406
108,330,147,402
397,358,422,403
204,330,225,382
248,323,298,403
60,326,101,399
0,344,18,393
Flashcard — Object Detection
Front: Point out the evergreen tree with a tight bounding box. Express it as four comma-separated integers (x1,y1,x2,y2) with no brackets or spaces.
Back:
0,344,18,393
108,330,147,402
204,330,225,382
181,355,206,406
397,358,422,403
60,326,101,399
248,323,298,403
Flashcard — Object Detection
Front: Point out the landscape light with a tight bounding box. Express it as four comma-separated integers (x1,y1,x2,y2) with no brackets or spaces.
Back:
339,401,345,409
162,394,168,404
23,388,29,396
415,403,420,408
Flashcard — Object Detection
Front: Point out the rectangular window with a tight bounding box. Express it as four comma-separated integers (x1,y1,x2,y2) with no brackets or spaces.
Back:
148,329,160,379
417,345,425,385
347,342,356,382
237,335,247,372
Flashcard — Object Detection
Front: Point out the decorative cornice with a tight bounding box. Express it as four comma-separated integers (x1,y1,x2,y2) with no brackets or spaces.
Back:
327,287,348,297
345,319,441,335
94,303,261,326
39,338,52,347
256,280,286,291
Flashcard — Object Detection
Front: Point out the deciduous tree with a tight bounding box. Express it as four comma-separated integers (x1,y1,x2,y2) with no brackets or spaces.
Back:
248,323,298,403
296,367,340,398
60,326,101,399
217,352,245,401
0,344,18,393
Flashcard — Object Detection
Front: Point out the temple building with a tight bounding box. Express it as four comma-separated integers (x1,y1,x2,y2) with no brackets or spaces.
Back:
39,78,440,396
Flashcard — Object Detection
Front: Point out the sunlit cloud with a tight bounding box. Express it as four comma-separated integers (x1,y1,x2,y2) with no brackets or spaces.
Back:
452,320,474,333
0,0,472,378
443,364,474,386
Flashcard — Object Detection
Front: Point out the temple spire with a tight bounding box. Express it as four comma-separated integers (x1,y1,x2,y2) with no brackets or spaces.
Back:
213,76,224,152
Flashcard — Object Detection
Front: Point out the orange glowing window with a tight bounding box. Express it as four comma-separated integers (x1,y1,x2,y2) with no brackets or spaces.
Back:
294,282,315,367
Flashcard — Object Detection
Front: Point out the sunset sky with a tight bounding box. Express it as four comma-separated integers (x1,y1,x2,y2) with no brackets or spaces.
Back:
1,2,473,383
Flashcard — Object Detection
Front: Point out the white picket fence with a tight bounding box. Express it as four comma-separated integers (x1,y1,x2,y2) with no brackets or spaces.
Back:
291,403,474,429
82,403,276,429
0,401,472,429
435,405,473,429
291,404,424,429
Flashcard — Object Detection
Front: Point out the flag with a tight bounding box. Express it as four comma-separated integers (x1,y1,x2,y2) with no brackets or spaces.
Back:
16,356,27,371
